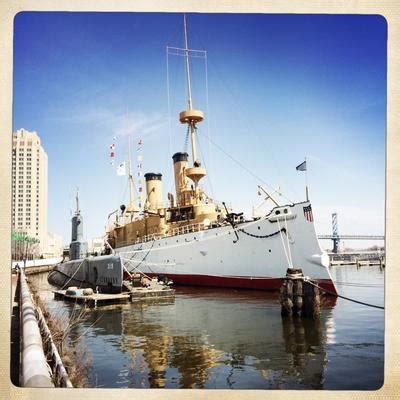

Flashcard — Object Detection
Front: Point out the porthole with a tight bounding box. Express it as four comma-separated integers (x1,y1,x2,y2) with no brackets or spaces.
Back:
275,210,281,215
257,226,260,230
284,209,288,214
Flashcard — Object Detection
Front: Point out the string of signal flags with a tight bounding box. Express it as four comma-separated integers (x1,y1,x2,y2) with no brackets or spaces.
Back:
109,136,144,208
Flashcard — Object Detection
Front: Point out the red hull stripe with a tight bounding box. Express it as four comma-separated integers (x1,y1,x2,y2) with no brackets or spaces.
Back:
136,272,338,296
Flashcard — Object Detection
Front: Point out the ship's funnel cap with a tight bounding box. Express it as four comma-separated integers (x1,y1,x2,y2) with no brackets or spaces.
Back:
144,172,162,181
172,152,189,164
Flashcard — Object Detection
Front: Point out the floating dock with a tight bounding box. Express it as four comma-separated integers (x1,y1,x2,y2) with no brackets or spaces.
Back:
53,286,175,306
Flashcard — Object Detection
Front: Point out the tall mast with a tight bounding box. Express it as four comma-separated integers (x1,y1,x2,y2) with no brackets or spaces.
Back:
183,14,193,111
179,13,205,186
128,134,134,211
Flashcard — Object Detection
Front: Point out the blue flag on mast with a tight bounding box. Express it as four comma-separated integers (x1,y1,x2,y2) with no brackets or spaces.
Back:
296,160,307,171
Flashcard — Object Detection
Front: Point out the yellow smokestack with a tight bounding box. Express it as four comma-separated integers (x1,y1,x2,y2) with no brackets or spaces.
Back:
144,173,163,211
172,152,189,206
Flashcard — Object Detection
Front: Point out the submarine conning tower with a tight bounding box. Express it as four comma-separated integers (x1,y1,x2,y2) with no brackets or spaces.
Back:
69,190,88,260
144,173,163,211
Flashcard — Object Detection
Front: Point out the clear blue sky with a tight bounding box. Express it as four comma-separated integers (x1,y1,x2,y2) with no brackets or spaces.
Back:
13,12,387,249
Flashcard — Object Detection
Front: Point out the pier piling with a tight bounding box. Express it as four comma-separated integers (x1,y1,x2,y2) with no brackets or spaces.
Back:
280,268,320,318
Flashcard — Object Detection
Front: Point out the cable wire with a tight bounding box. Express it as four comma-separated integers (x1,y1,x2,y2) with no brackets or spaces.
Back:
304,278,384,310
197,130,294,204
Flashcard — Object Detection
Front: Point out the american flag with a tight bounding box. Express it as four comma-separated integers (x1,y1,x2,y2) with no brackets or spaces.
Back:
303,205,313,222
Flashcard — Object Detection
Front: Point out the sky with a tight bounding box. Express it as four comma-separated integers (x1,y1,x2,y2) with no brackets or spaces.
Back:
13,12,387,250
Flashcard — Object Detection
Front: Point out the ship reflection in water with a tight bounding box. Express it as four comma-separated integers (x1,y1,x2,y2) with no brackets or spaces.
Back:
77,288,337,389
30,263,384,389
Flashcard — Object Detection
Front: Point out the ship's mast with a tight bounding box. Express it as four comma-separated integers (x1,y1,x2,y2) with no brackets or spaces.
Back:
75,188,80,215
128,133,135,213
179,14,206,190
183,14,193,111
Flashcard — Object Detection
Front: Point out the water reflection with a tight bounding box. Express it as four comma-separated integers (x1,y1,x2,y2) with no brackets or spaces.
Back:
76,287,335,388
280,316,326,388
28,267,384,390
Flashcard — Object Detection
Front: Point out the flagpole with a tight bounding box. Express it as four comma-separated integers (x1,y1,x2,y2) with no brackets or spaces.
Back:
128,134,134,212
305,156,309,201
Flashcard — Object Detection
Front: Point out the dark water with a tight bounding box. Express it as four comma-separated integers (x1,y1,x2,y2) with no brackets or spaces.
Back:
29,264,384,390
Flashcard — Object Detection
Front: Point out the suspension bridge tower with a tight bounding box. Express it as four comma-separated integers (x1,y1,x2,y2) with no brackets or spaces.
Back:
332,212,340,253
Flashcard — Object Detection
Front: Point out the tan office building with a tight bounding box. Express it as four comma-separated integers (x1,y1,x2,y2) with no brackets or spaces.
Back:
12,128,63,258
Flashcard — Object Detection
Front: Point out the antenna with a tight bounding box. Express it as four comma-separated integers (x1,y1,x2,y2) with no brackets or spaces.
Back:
75,188,80,215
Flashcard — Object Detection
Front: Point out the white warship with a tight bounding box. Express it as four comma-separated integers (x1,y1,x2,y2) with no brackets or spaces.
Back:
105,15,337,294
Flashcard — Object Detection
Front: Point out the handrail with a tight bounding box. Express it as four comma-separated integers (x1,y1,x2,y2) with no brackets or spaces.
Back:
36,307,73,387
115,223,205,247
20,268,54,387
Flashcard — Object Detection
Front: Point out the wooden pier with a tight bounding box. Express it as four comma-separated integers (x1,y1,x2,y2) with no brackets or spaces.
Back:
329,251,385,267
53,286,175,306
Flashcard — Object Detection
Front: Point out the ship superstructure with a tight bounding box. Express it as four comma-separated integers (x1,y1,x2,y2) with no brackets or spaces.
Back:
105,15,337,294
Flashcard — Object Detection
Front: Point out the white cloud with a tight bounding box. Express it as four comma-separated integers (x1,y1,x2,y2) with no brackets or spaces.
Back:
47,105,168,141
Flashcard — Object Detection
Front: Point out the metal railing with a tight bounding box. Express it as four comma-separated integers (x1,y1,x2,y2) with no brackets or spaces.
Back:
115,222,206,248
171,223,203,236
36,307,73,387
20,268,54,387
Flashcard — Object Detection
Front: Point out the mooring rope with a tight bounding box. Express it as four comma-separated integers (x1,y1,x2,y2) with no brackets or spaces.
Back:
284,215,294,268
304,277,384,310
59,259,85,290
277,217,292,269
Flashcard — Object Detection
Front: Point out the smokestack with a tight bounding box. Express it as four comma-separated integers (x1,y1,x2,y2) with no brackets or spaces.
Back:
172,152,188,206
144,173,163,211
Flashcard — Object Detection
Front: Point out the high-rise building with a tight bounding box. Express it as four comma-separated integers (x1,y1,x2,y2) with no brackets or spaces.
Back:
12,128,63,258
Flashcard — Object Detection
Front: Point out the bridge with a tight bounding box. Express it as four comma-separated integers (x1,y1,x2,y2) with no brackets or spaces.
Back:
317,235,384,240
317,213,384,253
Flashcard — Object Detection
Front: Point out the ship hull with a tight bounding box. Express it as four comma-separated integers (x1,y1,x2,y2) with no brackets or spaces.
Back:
48,255,124,293
115,201,337,294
